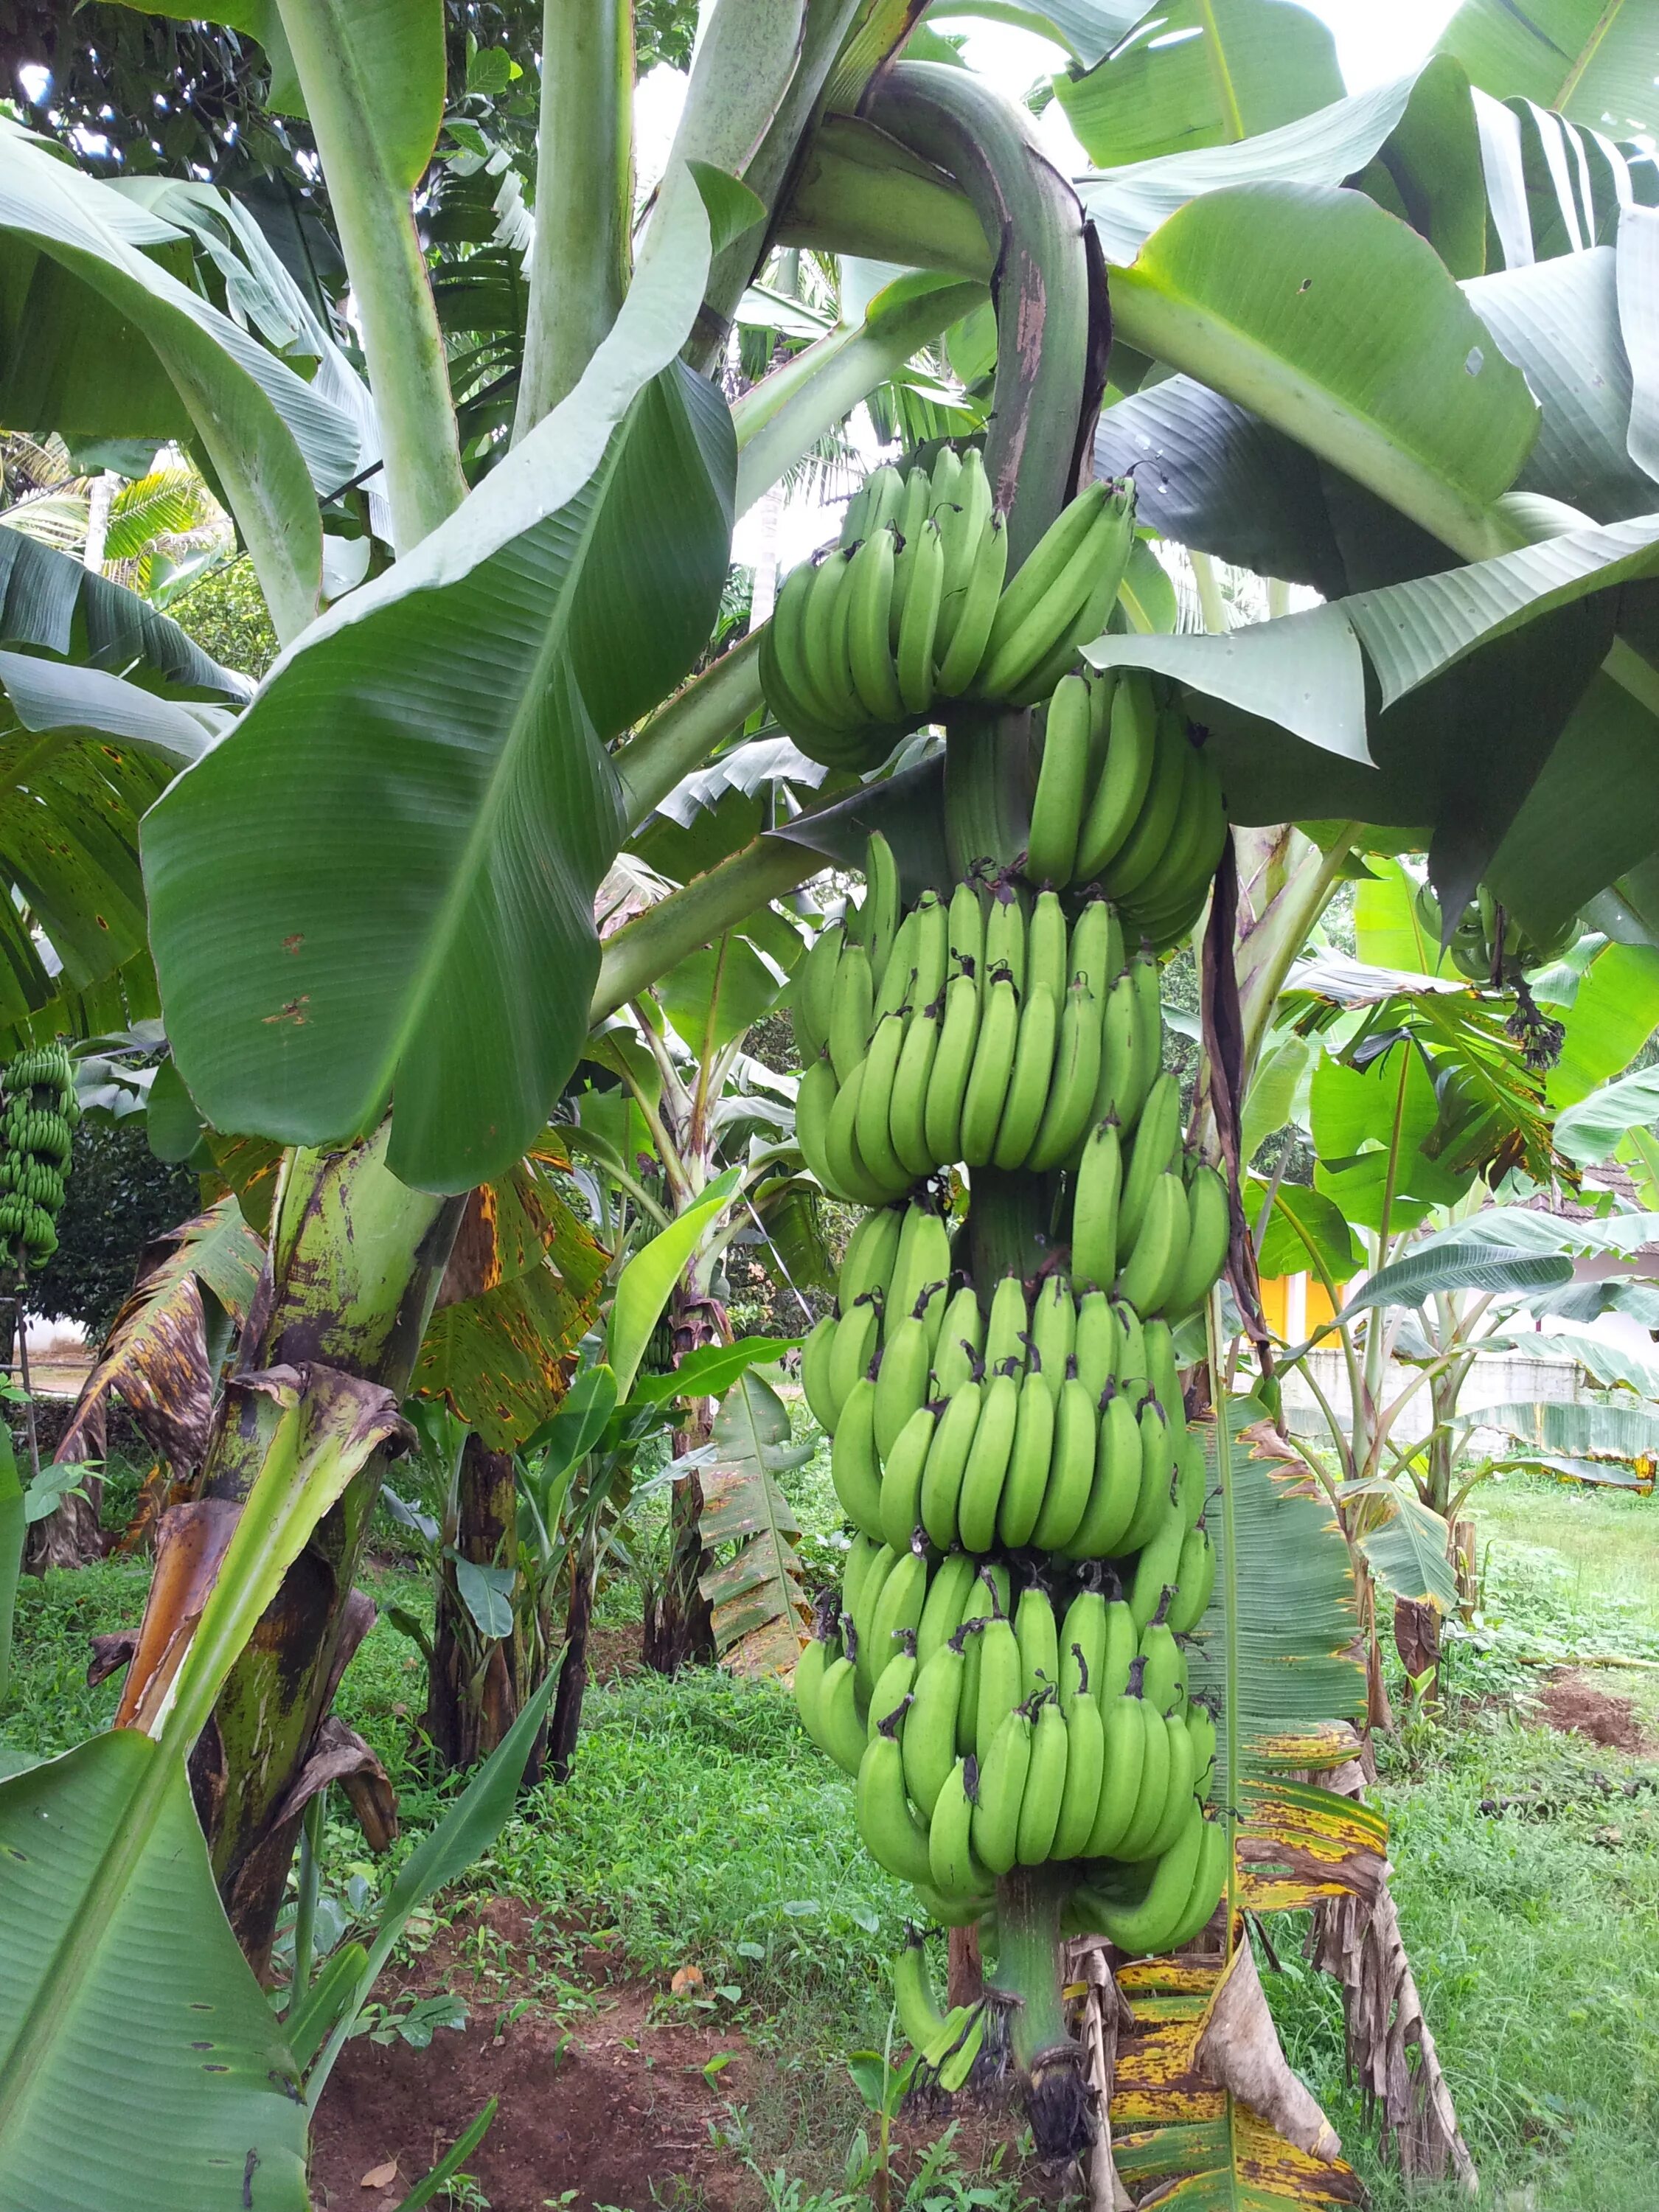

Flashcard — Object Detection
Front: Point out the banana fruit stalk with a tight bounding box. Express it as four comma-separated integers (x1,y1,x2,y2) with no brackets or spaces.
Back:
758,461,1138,766
0,1043,78,1268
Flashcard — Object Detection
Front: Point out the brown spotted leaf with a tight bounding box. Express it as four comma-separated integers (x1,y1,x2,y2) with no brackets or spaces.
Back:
414,1152,608,1450
58,1196,263,1475
695,1367,812,1679
1237,1777,1388,1914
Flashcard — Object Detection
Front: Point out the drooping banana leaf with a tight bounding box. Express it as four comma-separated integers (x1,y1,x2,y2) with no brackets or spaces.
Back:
145,167,754,1194
1437,0,1659,144
695,1368,814,1678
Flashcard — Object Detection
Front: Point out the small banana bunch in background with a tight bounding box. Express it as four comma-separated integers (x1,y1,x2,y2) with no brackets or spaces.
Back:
1412,879,1579,984
0,1043,77,1270
759,453,1137,768
1027,669,1228,948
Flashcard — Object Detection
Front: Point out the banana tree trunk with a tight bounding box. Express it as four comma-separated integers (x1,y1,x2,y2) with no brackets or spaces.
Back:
183,1130,464,1972
642,1268,727,1673
425,1433,539,1778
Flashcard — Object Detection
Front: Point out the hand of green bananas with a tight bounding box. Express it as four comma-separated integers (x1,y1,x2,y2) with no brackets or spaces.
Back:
759,453,1136,765
796,1549,1225,1958
1413,878,1579,984
0,1043,77,1267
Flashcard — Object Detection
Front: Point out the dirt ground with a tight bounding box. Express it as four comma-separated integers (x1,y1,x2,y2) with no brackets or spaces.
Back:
1535,1668,1655,1753
310,1984,760,2211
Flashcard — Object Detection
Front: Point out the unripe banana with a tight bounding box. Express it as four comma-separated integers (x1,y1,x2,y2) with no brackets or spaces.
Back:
1166,1522,1216,1635
931,1287,984,1397
1015,1691,1068,1864
1026,672,1091,887
920,1378,981,1551
1164,1166,1230,1321
956,1367,1020,1553
794,1620,836,1754
998,1371,1056,1549
872,911,922,1026
905,1621,973,1820
832,1375,886,1543
1141,1711,1199,1861
880,1402,939,1554
896,518,945,712
935,511,1009,696
1113,1683,1174,1860
828,1293,881,1411
1102,709,1189,901
1161,1814,1228,1950
1026,978,1102,1172
929,1753,992,1899
1074,1292,1119,1402
1113,1298,1147,1385
1084,1680,1148,1857
1030,1371,1097,1549
793,1055,841,1200
869,1634,919,1740
1071,1119,1121,1293
846,526,906,723
1051,1674,1107,1860
1098,1601,1138,1708
869,1540,931,1687
947,877,986,978
971,1700,1034,1877
855,1012,914,1200
1143,1318,1183,1439
991,980,1057,1169
1079,1798,1205,1954
1012,484,1137,704
922,969,981,1164
801,549,858,720
842,1531,883,1627
1119,1394,1177,1555
973,1604,1023,1761
865,831,902,994
801,1312,841,1432
891,1932,947,2051
1128,1499,1186,1634
793,919,844,1060
956,1563,1009,1756
975,484,1107,697
984,1274,1029,1374
910,891,950,1018
1187,1700,1218,1806
984,881,1026,997
917,1549,979,1668
841,1206,904,1310
888,1204,950,1337
1119,1072,1182,1251
1138,1600,1184,1717
1116,1172,1189,1316
857,1714,934,1885
1064,1381,1141,1559
1013,1582,1060,1704
959,973,1020,1166
828,942,874,1085
938,447,992,614
817,1652,871,1775
1029,1277,1076,1394
1059,1592,1107,1705
825,1062,897,1207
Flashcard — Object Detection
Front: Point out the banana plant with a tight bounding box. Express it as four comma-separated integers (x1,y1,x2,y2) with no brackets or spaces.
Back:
10,0,1659,2187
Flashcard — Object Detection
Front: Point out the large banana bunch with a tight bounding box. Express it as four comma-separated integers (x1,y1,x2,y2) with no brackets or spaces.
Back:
1413,880,1579,984
759,453,1138,766
793,834,1168,1205
0,1043,78,1270
1026,669,1229,947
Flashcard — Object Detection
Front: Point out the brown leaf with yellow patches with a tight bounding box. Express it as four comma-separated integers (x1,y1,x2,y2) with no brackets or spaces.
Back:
1237,1777,1388,1915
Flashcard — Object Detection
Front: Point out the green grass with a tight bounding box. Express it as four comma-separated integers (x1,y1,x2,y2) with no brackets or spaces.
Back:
9,1474,1659,2203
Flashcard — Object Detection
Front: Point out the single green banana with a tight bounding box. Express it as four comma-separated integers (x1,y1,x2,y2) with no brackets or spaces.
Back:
880,1401,939,1553
858,1712,934,1885
1081,1798,1205,1955
1059,1590,1107,1704
1026,889,1068,1005
1164,1165,1230,1321
1083,1680,1148,1857
891,1933,947,2051
1138,1599,1184,1717
959,973,1020,1165
818,1651,872,1775
869,1635,919,1741
890,1205,953,1332
984,1274,1029,1374
905,1621,973,1818
929,1753,992,1899
1030,1371,1097,1548
896,517,945,712
1119,1071,1182,1251
1141,1711,1199,1860
1112,1299,1147,1385
932,1287,985,1397
1029,1276,1076,1389
856,1012,911,1197
956,1563,1010,1756
1071,1118,1121,1293
1026,978,1102,1172
911,891,950,1015
1015,1691,1068,1865
1026,672,1091,887
998,1371,1057,1549
939,446,992,611
984,881,1026,996
1051,1675,1107,1860
792,919,841,1060
801,1311,841,1431
868,1541,931,1697
1119,1395,1177,1555
872,910,921,1025
992,979,1058,1170
920,1378,981,1551
1122,735,1207,918
1128,1500,1186,1633
1113,1683,1174,1860
842,1532,882,1627
1161,1815,1228,1950
846,526,906,723
917,1548,979,1667
956,1368,1020,1552
1166,1522,1216,1635
973,1604,1023,1761
794,1619,837,1754
1068,894,1121,1004
1124,948,1164,1125
802,550,858,720
889,1001,943,1180
1094,698,1183,897
832,1374,886,1543
935,510,1009,695
922,969,981,1164
1012,484,1137,704
865,831,902,993
1098,1601,1138,1708
975,484,1107,689
1087,968,1138,1135
1013,1582,1060,1704
841,1206,904,1307
947,877,986,977
828,1293,881,1411
1074,1292,1119,1402
1116,1172,1189,1316
1064,1381,1141,1558
972,1700,1034,1877
828,941,875,1085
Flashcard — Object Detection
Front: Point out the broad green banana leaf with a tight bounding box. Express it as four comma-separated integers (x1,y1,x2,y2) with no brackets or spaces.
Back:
696,1368,813,1677
0,119,358,639
1079,55,1484,268
605,1166,744,1401
1542,943,1659,1104
0,1364,405,2209
1473,1395,1659,1470
0,1425,20,1704
1624,207,1659,479
145,167,752,1194
1347,1242,1573,1308
929,0,1152,70
1470,87,1659,268
1250,1178,1358,1287
1356,1492,1461,1613
1555,1060,1659,1161
1055,0,1343,170
1437,0,1659,142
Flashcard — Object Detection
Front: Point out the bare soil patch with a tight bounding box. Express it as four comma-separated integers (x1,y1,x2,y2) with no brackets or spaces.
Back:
1536,1668,1655,1753
310,1980,759,2212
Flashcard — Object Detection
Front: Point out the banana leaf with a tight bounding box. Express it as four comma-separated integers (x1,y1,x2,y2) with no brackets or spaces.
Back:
0,1425,21,1705
696,1368,813,1678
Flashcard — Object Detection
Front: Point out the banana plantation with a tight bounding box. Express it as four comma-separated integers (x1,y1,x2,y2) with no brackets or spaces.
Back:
8,0,1659,2205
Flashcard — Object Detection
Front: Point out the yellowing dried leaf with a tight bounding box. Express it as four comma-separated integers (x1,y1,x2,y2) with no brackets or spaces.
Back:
359,2160,399,2189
